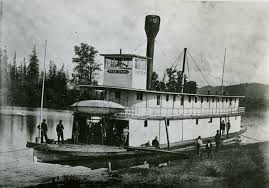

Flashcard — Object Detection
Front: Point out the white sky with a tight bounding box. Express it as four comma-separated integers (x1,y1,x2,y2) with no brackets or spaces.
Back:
2,0,269,87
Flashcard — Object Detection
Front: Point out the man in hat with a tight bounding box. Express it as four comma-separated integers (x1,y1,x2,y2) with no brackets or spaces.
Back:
56,120,64,144
38,119,48,143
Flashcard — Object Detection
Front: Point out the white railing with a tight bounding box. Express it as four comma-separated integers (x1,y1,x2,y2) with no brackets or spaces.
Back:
115,106,245,119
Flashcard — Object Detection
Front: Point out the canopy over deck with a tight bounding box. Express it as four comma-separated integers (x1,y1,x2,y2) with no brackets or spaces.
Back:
77,85,245,98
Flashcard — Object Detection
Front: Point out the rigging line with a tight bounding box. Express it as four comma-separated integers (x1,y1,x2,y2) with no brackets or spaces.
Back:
133,39,147,53
173,50,184,70
221,48,226,94
186,55,190,81
155,40,175,66
186,49,210,86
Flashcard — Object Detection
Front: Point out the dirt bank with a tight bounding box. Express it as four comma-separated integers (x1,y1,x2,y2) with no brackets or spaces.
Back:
33,142,269,188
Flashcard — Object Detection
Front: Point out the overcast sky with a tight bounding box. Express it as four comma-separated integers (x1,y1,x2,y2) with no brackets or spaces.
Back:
1,0,269,87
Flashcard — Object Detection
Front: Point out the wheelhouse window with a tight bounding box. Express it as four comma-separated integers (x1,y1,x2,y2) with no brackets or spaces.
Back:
195,97,197,103
173,95,176,102
226,97,228,103
157,94,161,105
212,97,215,103
134,58,147,70
201,97,203,103
137,92,143,100
105,57,132,69
217,97,220,103
188,96,191,103
222,98,224,103
207,96,209,102
115,90,121,99
209,118,212,123
229,98,232,106
196,118,199,125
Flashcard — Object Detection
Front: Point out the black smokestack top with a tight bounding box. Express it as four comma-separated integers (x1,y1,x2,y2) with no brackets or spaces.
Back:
145,15,160,90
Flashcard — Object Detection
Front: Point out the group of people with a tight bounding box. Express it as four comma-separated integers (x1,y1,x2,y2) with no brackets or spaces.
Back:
37,119,65,144
140,136,160,149
195,128,225,158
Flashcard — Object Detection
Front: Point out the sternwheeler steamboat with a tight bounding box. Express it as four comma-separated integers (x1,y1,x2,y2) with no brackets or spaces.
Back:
27,15,245,169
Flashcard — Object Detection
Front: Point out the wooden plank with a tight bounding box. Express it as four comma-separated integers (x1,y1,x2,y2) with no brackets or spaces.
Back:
126,146,180,154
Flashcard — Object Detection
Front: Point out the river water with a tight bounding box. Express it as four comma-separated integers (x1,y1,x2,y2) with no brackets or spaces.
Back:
0,106,269,186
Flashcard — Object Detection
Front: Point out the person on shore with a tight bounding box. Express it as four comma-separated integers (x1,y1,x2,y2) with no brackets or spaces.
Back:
73,122,79,144
206,140,213,159
152,136,160,149
220,120,226,136
215,130,221,152
38,119,48,143
56,120,64,144
226,119,231,139
196,136,203,157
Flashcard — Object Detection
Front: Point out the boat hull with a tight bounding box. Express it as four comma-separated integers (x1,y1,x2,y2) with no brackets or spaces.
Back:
27,127,246,169
32,146,183,169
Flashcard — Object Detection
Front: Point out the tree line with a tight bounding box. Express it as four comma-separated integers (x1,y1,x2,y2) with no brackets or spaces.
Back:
0,43,197,109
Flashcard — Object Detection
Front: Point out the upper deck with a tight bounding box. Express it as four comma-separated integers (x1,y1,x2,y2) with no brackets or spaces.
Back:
77,85,245,120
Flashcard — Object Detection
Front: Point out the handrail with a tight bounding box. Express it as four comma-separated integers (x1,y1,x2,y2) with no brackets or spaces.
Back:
115,106,245,119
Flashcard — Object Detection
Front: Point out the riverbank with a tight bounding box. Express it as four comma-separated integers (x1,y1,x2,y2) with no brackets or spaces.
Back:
33,141,269,188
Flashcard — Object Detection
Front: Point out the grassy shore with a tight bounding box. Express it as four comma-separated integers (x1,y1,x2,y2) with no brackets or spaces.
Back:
35,142,269,188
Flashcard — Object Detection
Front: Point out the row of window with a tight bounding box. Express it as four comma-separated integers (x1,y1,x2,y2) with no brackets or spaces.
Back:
143,116,237,127
104,58,147,70
115,90,237,106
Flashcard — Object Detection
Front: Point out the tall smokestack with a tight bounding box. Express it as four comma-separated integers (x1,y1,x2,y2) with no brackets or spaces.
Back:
145,15,160,90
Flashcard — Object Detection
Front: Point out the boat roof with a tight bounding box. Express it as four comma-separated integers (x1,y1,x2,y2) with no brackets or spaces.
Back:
100,53,151,60
77,85,245,98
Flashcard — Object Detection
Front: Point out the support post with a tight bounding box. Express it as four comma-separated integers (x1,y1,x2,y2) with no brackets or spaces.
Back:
164,118,170,150
181,48,187,93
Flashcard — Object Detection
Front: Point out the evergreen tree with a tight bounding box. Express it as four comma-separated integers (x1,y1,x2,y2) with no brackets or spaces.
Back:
72,43,100,85
25,46,40,107
27,46,39,83
44,61,68,108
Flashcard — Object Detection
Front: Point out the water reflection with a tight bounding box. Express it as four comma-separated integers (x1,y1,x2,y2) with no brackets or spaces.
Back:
0,106,73,150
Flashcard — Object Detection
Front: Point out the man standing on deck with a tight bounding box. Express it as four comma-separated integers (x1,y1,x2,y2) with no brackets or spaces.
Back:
122,126,129,146
215,130,221,151
38,119,48,143
220,120,226,136
56,120,64,144
226,119,231,139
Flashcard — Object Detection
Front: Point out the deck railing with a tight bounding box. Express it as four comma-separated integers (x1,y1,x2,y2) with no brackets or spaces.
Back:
114,106,245,119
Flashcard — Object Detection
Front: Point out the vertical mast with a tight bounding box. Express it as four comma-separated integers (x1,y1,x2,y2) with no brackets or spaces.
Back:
181,48,187,93
0,0,2,47
39,40,47,143
221,48,226,95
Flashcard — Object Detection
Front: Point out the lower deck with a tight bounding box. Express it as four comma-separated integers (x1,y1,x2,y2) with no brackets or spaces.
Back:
71,113,242,148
